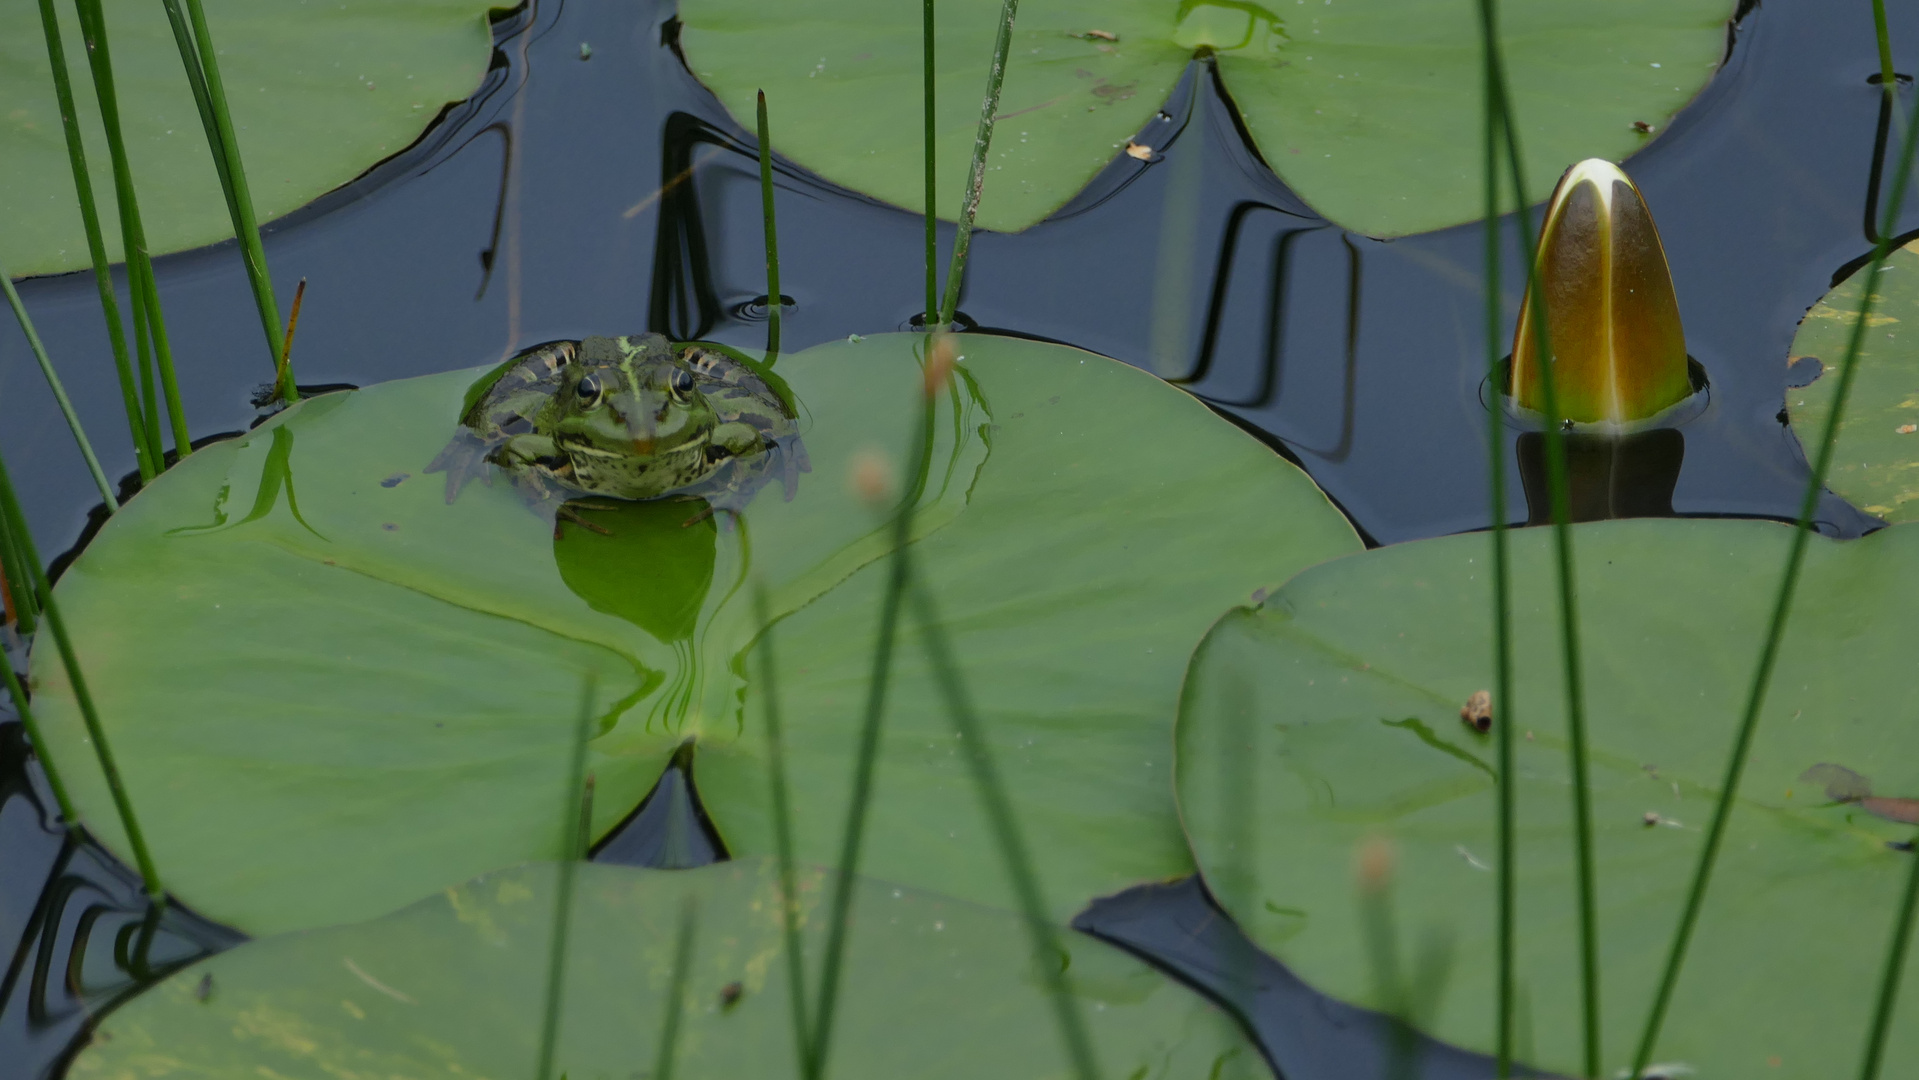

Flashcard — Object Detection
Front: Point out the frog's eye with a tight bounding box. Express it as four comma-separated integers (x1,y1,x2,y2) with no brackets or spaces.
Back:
667,368,696,400
575,373,604,408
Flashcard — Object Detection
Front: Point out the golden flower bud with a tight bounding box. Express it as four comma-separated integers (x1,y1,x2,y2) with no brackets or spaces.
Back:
1511,159,1692,425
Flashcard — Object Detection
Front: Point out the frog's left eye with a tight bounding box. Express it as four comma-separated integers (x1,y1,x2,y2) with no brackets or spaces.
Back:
575,373,604,408
667,368,696,399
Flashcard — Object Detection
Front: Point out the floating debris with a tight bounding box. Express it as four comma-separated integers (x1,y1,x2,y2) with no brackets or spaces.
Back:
1124,141,1152,160
1459,690,1492,734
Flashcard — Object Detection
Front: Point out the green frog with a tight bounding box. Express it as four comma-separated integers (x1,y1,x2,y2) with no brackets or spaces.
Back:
426,334,806,521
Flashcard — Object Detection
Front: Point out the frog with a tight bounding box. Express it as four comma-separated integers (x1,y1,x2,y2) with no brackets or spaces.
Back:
425,333,806,524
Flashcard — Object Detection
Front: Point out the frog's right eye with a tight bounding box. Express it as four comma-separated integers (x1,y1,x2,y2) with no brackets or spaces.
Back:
575,373,604,408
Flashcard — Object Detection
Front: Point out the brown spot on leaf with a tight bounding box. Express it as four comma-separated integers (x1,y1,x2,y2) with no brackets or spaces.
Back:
1459,690,1492,734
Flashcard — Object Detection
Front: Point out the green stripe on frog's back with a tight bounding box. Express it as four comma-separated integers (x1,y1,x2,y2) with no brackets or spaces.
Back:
675,341,799,419
459,340,578,423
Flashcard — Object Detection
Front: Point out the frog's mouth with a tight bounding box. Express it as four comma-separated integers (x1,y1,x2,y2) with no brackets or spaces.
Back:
631,437,657,455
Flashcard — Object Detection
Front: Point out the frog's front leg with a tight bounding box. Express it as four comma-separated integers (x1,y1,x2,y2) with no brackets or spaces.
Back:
491,433,563,469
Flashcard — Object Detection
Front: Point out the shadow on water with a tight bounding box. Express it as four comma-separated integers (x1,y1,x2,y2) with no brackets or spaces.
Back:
3,0,1919,1074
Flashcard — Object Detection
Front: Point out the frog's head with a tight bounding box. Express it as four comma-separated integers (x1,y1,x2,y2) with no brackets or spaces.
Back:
552,334,716,460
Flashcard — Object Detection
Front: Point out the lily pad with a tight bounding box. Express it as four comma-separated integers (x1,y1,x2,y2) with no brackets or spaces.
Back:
31,332,1360,935
1787,241,1919,523
0,0,495,277
1177,518,1919,1078
66,858,1258,1080
676,0,1730,237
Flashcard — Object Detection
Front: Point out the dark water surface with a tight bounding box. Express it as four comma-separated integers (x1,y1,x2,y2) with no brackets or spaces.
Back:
3,0,1917,1075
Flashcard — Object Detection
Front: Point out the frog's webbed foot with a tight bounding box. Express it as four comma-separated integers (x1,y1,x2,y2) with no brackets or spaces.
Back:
424,430,493,504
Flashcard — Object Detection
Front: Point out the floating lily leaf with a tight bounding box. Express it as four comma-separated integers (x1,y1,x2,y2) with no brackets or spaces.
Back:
32,333,1360,935
676,0,1730,237
0,0,494,276
66,859,1257,1080
1787,241,1919,523
1177,518,1919,1078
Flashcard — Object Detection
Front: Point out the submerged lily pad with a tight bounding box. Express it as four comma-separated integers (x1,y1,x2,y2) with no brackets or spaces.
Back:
67,859,1257,1080
677,0,1729,237
32,332,1359,935
0,0,494,276
1787,242,1919,523
1177,518,1919,1078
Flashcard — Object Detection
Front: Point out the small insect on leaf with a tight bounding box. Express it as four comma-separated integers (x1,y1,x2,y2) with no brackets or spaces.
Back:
1459,690,1492,734
1631,120,1654,134
719,981,743,1010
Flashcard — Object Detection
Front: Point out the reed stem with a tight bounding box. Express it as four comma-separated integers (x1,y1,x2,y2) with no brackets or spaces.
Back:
0,446,162,903
756,92,783,361
1856,834,1919,1080
936,0,1019,327
923,0,938,325
806,351,936,1080
0,639,75,825
34,0,151,481
1479,32,1518,1080
0,494,34,635
1872,0,1897,104
177,0,295,404
71,0,190,466
534,679,597,1080
651,899,698,1080
275,278,308,394
754,586,812,1068
1628,69,1919,1080
1,264,118,510
1477,3,1598,1072
906,575,1101,1080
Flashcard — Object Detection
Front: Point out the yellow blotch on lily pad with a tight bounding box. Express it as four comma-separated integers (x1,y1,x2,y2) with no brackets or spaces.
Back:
1512,159,1693,426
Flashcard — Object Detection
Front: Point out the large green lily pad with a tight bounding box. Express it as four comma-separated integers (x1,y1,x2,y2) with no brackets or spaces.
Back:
677,0,1729,238
1177,518,1919,1078
1787,241,1919,523
0,0,494,277
32,332,1359,935
67,858,1258,1080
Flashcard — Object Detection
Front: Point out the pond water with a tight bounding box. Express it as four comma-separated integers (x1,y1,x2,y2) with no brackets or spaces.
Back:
2,0,1916,1075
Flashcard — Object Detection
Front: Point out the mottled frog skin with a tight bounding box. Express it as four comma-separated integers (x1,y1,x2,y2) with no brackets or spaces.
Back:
426,334,806,517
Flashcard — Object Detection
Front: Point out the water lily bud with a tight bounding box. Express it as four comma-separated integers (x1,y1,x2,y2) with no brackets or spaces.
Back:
923,335,958,400
849,448,895,507
1511,159,1691,425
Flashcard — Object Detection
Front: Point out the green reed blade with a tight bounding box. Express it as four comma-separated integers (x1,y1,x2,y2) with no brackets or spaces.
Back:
1857,835,1919,1080
0,493,35,635
70,0,189,467
33,0,151,481
922,0,937,324
534,679,597,1080
652,899,698,1080
0,636,74,824
0,267,116,509
754,585,812,1069
1873,0,1897,103
1628,66,1919,1080
1477,4,1599,1072
756,91,783,361
1478,26,1518,1077
176,0,294,404
807,346,944,1080
906,575,1101,1080
0,445,162,902
158,0,238,224
936,0,1019,327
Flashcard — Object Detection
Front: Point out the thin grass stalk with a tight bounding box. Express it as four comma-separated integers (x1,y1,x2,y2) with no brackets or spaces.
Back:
0,497,35,635
158,0,237,224
806,347,940,1080
34,0,151,481
0,447,162,902
652,899,698,1080
1628,73,1919,1080
577,772,595,859
1477,3,1599,1072
179,0,294,404
1856,832,1919,1080
534,680,597,1080
906,575,1101,1080
70,0,188,466
936,0,1019,326
1873,0,1897,104
1479,36,1518,1080
754,586,812,1068
275,277,308,393
922,0,938,324
0,639,75,824
755,91,783,360
1,265,118,509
